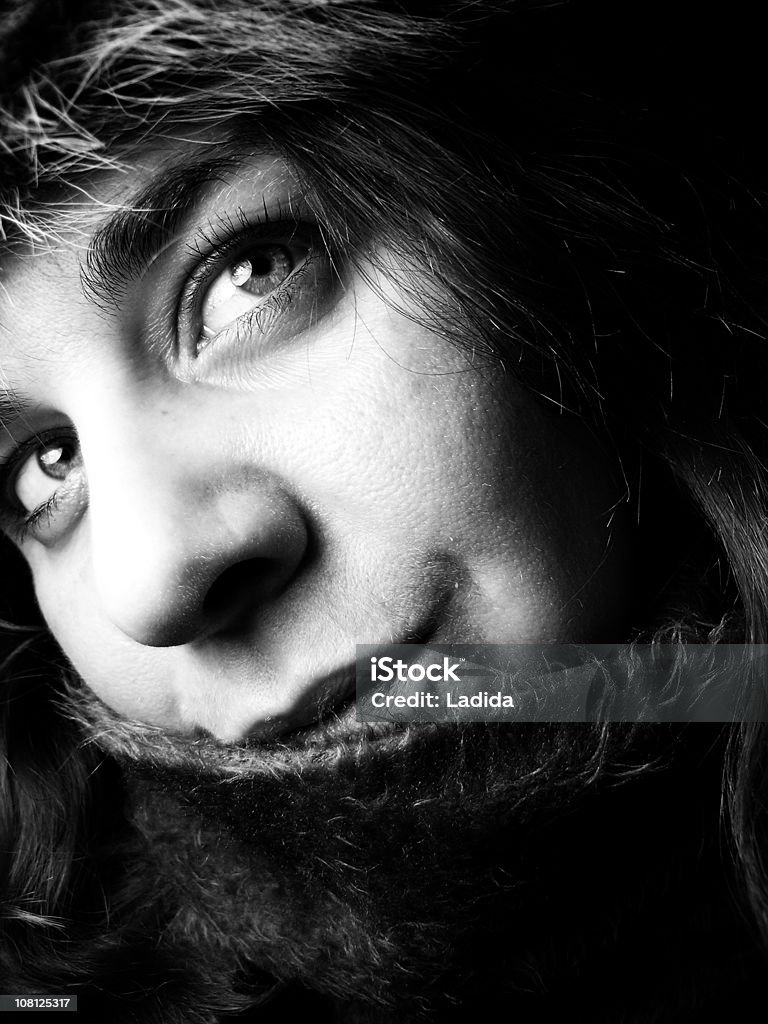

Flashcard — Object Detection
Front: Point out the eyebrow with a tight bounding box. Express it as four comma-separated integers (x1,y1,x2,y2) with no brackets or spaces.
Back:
80,148,250,313
0,385,35,437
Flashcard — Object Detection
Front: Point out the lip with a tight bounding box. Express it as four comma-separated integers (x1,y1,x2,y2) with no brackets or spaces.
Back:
238,661,356,743
276,674,361,745
274,676,408,749
259,659,387,747
247,627,439,747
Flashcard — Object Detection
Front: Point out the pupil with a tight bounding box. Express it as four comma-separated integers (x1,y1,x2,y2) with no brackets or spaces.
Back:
251,253,275,276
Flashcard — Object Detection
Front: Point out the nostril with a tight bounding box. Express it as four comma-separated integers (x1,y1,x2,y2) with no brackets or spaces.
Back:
202,558,281,627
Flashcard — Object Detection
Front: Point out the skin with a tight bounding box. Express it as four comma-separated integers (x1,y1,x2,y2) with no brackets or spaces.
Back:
0,148,630,742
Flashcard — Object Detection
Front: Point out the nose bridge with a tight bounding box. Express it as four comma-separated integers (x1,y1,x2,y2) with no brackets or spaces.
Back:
77,383,306,646
83,380,224,519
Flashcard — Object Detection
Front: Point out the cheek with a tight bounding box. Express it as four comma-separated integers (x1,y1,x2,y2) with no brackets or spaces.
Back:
30,552,180,722
284,329,517,533
284,325,622,637
305,348,524,547
354,335,623,637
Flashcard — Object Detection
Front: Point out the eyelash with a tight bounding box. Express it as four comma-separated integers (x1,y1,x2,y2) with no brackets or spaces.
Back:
15,493,61,544
213,255,315,348
180,204,318,354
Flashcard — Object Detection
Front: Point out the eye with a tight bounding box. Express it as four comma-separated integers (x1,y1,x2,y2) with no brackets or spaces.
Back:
178,213,340,365
14,437,81,515
198,240,308,348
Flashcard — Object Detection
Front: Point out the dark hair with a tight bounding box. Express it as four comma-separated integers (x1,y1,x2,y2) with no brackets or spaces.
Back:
3,0,768,996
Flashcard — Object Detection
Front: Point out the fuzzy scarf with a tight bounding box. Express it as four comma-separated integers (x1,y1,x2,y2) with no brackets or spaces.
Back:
6,686,752,1024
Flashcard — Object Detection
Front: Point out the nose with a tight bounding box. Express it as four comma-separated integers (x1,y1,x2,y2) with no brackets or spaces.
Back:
82,393,309,648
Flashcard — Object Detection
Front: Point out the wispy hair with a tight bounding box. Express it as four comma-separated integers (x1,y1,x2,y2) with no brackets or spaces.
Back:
3,0,768,1011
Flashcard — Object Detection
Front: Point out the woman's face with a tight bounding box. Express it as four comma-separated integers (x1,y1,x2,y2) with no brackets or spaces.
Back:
0,146,629,741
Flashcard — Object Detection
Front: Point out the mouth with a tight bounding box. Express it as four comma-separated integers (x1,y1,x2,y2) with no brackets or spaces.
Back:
248,625,438,748
236,664,369,749
278,671,362,745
